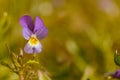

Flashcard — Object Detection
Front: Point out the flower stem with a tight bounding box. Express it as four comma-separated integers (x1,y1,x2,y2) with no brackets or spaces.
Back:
19,71,24,80
32,53,36,60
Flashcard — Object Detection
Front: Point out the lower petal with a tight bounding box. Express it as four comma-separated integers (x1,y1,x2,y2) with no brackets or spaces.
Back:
24,42,33,54
24,41,42,54
33,41,42,53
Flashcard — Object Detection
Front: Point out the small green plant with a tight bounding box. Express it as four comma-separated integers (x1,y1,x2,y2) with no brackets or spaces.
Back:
1,15,50,80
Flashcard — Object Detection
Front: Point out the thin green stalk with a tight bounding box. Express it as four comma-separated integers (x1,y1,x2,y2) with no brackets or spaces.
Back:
19,71,24,80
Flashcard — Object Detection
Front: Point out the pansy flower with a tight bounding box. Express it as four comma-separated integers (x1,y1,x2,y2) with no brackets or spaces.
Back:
112,70,120,78
105,70,120,79
20,15,48,54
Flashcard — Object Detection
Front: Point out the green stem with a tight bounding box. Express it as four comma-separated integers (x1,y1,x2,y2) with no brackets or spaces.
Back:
19,71,24,80
32,53,36,60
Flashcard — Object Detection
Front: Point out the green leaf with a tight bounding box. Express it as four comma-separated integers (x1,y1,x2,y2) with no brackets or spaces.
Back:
0,62,12,70
114,50,120,66
0,61,18,73
25,60,39,65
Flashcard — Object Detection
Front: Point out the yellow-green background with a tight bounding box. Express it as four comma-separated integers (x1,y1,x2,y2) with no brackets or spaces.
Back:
0,0,120,80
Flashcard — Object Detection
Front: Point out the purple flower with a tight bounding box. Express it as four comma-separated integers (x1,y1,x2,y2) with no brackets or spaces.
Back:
20,15,48,54
112,70,120,78
105,70,120,79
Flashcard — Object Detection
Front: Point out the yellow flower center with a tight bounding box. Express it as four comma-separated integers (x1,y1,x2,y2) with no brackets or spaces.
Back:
29,34,39,45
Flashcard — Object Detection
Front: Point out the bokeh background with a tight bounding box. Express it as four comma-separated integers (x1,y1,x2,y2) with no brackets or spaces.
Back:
0,0,120,80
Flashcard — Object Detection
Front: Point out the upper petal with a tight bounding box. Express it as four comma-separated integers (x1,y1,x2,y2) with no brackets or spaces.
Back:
20,15,34,31
22,27,32,40
34,17,48,40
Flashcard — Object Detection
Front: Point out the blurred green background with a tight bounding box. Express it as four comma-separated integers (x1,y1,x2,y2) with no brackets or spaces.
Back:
0,0,120,80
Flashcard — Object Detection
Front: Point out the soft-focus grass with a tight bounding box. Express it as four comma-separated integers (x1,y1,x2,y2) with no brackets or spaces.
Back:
0,0,120,80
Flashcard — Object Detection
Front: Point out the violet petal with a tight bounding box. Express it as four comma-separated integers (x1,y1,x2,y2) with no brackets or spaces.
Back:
20,15,34,32
22,27,32,40
24,42,33,54
33,42,42,53
24,41,42,54
34,17,48,40
113,70,120,78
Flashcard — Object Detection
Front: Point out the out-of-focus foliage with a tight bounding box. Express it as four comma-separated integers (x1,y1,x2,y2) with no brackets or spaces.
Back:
0,0,120,80
114,51,120,66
